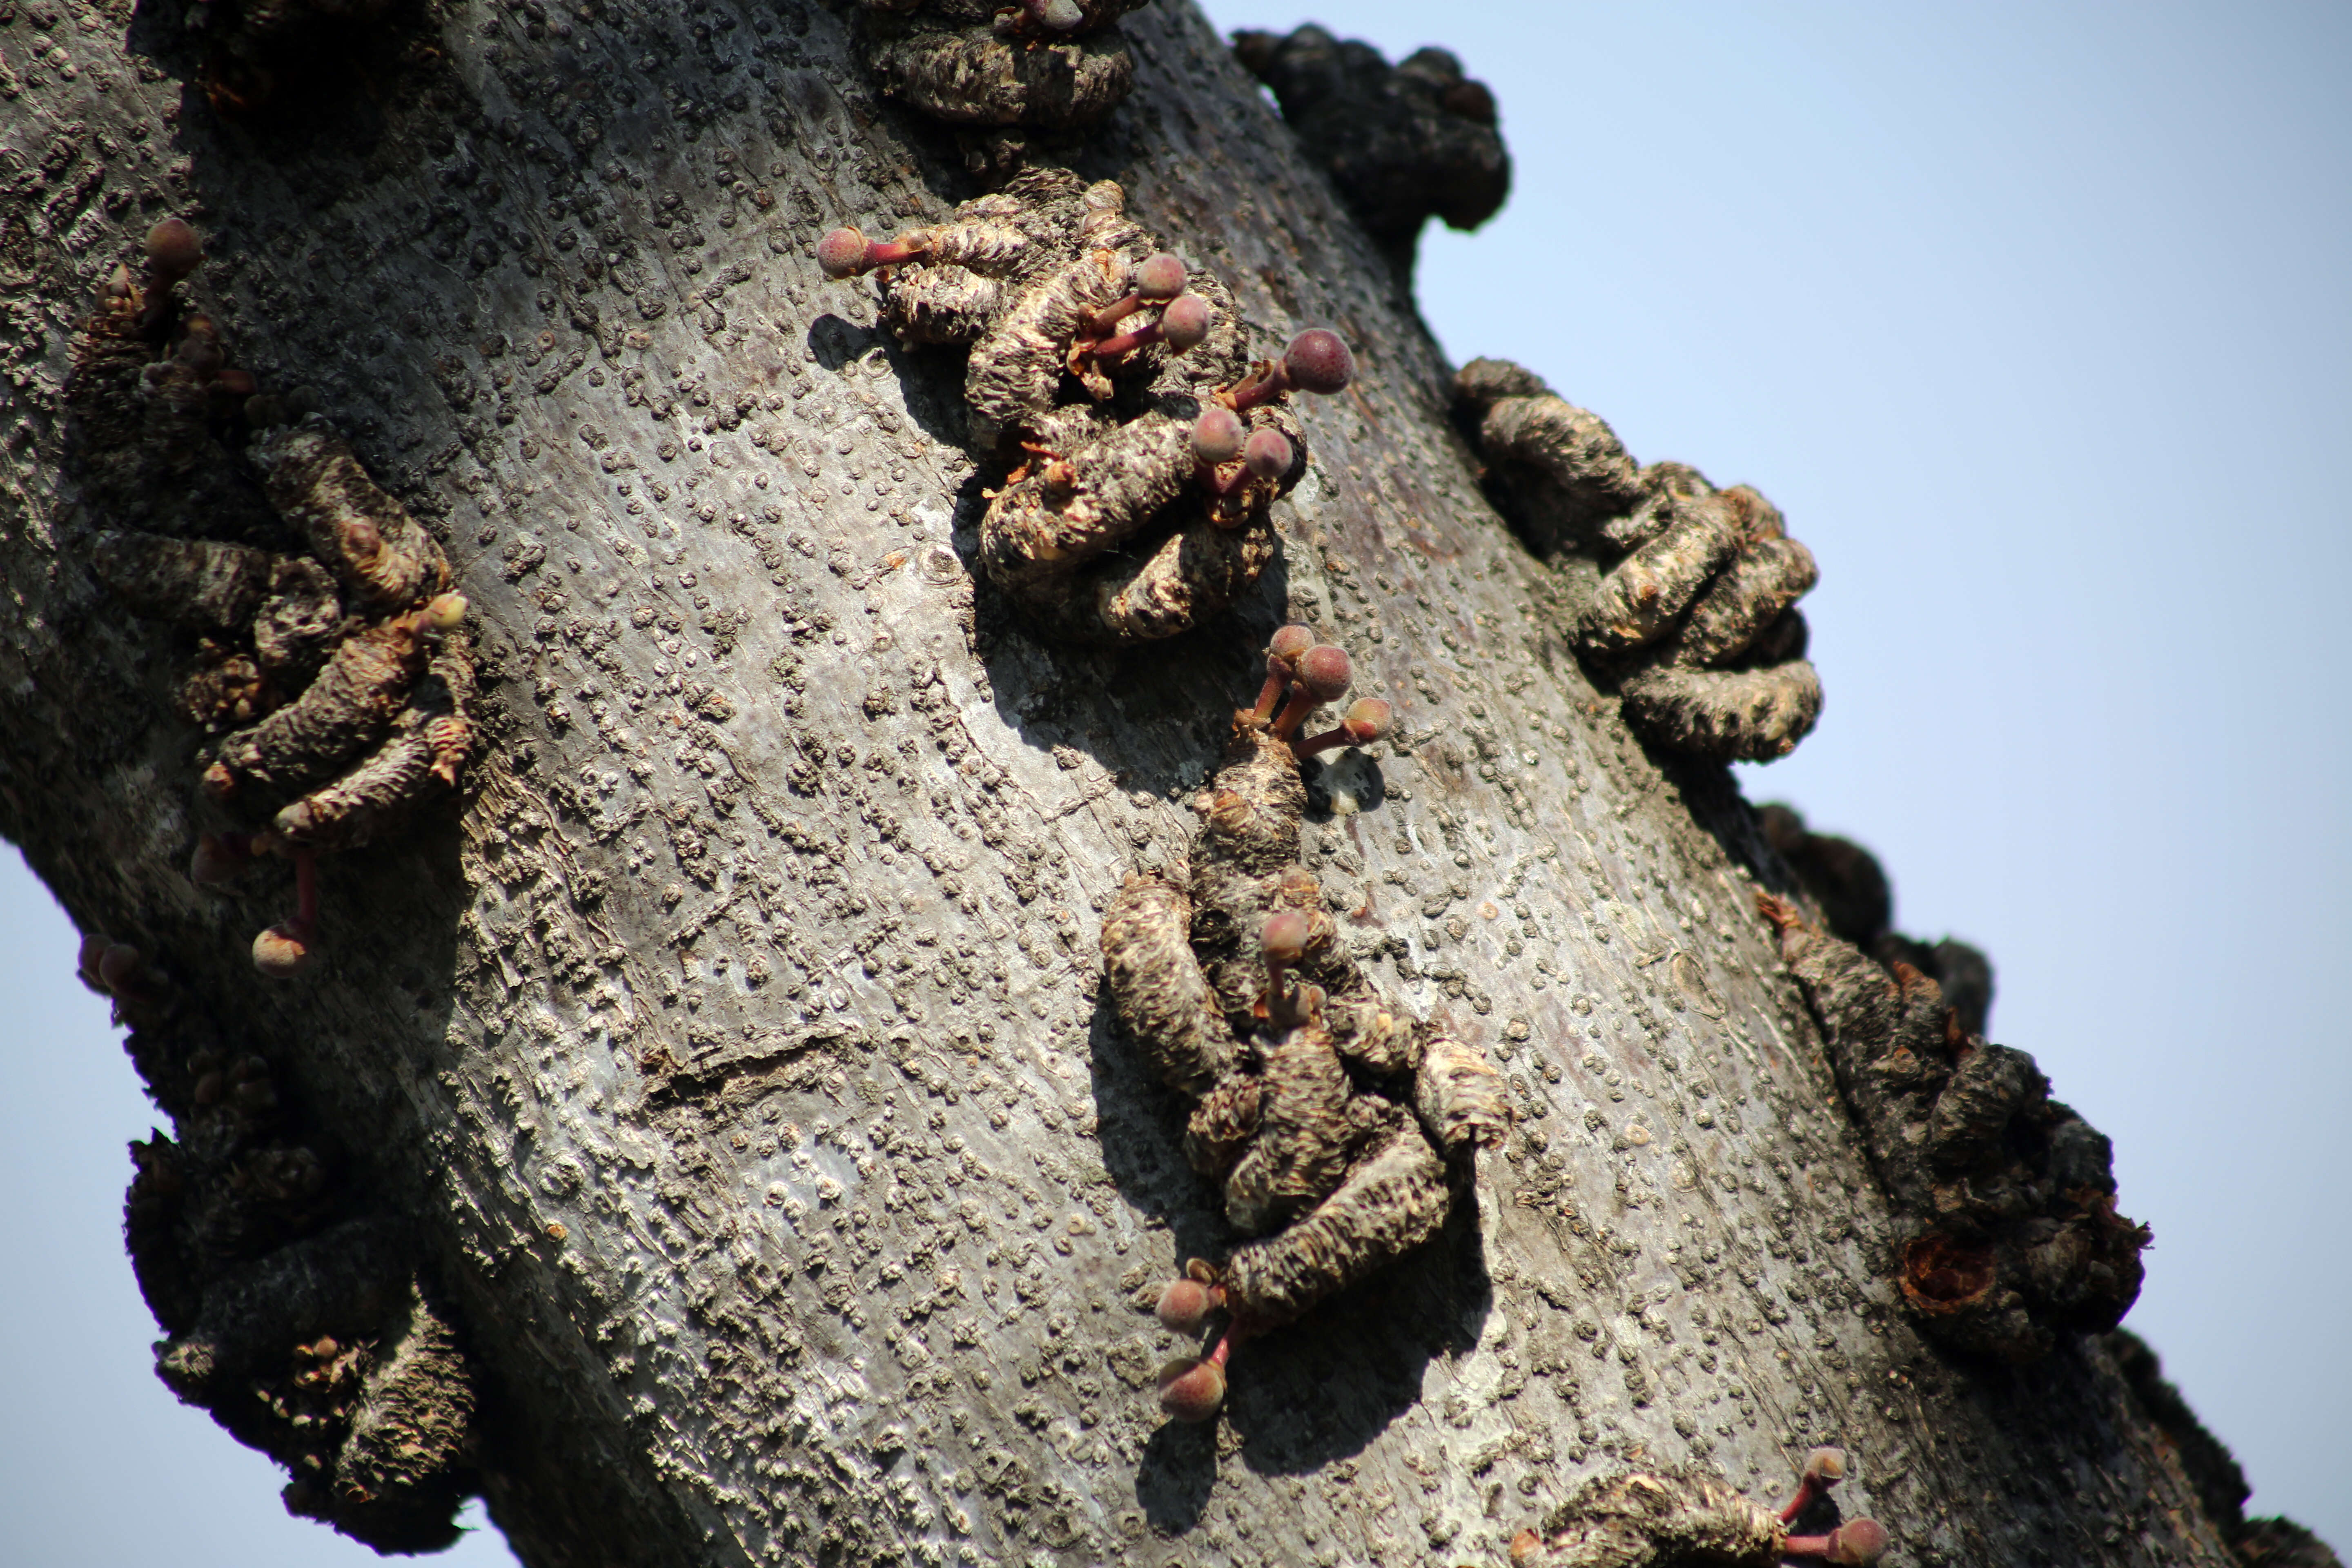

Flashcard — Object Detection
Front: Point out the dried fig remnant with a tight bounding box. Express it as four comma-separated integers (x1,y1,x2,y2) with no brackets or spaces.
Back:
1759,803,1995,1037
116,978,481,1553
65,224,278,545
203,596,457,804
854,0,1147,130
821,170,1360,643
1515,1455,1889,1566
826,170,1318,641
1104,642,1503,1421
1234,25,1510,276
1759,891,2149,1362
1458,358,1825,760
158,1221,480,1552
76,220,478,978
254,426,450,612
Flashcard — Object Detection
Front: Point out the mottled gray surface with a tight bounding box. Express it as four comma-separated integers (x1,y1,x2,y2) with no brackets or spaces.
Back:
0,1,2247,1565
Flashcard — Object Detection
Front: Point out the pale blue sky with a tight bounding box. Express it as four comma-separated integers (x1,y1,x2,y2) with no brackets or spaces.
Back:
4,4,2344,1561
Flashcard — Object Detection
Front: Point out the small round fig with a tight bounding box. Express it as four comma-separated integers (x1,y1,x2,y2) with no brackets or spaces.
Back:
1261,909,1310,965
817,227,871,280
146,218,204,283
1159,294,1213,353
1241,428,1293,481
1134,252,1187,301
96,943,146,997
1037,0,1084,29
252,923,314,980
1826,1519,1890,1566
1804,1447,1847,1486
1190,406,1245,466
1267,624,1315,666
1294,644,1352,702
1340,696,1391,743
1156,1356,1227,1423
1156,1278,1212,1335
1283,329,1354,394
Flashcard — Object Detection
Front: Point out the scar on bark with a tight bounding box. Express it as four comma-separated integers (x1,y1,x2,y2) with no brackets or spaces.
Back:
1233,24,1509,278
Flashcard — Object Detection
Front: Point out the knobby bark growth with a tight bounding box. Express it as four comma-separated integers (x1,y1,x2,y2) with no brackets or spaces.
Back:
0,1,2294,1565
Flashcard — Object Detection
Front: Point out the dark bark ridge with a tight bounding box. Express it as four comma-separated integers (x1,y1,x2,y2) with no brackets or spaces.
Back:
58,133,488,1549
0,0,2270,1564
1754,807,2150,1363
1755,806,1991,1056
1756,892,2149,1366
2107,1331,2345,1568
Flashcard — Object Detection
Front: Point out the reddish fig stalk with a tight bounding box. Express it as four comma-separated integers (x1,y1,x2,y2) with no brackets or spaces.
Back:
1784,1519,1890,1566
1089,292,1212,361
817,225,929,280
1261,909,1309,1023
1781,1446,1848,1523
1224,329,1354,412
252,846,320,980
1089,253,1187,336
1250,625,1316,721
1294,696,1391,759
1270,644,1352,739
1157,1320,1254,1423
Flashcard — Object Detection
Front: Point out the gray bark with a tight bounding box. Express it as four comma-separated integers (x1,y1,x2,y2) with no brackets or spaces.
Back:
0,2,2239,1565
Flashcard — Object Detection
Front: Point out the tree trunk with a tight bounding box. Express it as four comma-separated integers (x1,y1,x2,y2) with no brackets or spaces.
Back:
0,2,2242,1565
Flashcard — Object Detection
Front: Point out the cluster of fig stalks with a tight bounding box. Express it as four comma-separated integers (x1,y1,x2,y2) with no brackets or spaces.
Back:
1511,1448,1891,1567
1186,327,1351,510
1146,626,1402,1423
1245,623,1390,760
1144,887,1394,1424
76,217,475,980
820,225,1353,459
820,172,1353,641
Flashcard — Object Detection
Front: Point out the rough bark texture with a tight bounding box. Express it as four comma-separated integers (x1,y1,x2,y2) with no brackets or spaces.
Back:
0,2,2269,1566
